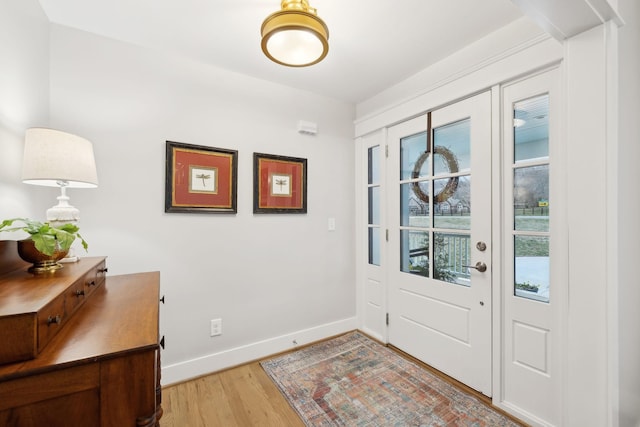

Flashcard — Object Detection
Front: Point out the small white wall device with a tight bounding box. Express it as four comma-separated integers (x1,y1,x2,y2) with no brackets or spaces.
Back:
297,120,318,135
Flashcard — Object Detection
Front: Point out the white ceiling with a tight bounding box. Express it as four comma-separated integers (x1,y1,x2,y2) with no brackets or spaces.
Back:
37,0,525,104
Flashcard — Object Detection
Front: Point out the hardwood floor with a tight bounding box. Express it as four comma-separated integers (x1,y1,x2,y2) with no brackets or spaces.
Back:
161,362,304,427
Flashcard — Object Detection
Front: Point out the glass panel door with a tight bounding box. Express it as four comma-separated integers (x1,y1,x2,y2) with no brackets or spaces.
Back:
388,92,492,395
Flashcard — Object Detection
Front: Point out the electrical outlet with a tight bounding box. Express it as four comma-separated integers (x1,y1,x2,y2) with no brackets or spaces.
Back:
210,318,222,337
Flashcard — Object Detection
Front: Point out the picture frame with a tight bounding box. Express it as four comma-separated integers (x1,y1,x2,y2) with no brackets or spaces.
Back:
165,141,238,213
253,153,307,214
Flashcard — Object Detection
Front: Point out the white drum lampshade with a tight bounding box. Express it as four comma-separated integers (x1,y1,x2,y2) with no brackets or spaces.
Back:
22,128,98,225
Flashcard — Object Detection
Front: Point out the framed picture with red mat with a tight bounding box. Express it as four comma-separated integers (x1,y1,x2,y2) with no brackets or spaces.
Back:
253,153,307,214
165,141,238,213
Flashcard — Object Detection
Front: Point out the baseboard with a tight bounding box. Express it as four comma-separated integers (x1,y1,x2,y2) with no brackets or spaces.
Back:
161,316,358,386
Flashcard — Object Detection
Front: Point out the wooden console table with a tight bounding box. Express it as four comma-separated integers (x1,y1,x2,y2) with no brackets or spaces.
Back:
0,241,162,426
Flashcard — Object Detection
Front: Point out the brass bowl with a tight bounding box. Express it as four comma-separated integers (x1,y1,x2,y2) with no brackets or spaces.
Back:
17,239,69,274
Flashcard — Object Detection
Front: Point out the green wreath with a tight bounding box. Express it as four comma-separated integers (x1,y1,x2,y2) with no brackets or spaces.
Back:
411,146,459,203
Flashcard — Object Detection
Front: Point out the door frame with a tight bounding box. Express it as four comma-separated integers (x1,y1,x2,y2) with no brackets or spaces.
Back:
355,62,565,426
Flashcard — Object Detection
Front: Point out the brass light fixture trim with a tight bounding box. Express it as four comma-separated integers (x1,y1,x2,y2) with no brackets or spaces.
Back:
261,0,329,67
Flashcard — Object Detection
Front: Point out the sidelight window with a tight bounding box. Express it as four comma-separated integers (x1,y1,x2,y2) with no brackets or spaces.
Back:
367,146,381,265
512,94,550,303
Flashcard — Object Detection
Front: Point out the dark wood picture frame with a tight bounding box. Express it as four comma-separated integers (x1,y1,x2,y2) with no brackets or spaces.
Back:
253,153,307,214
165,141,238,214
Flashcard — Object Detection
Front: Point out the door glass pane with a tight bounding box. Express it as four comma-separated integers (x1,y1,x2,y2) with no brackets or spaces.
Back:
514,235,549,302
368,186,380,225
369,227,380,266
367,145,380,266
434,232,471,286
400,182,429,227
401,132,429,180
434,119,470,174
514,165,549,232
434,176,471,230
368,145,380,184
400,230,429,276
514,95,549,162
512,92,551,303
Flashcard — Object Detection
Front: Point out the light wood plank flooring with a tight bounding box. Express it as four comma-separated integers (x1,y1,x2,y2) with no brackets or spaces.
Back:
161,362,304,427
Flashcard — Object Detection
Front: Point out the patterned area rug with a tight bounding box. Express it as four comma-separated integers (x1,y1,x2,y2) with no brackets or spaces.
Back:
261,331,522,426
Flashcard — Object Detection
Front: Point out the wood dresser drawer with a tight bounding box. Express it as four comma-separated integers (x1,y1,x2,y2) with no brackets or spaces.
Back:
67,276,88,315
0,363,99,411
37,292,67,353
66,259,107,316
84,259,107,296
0,251,107,365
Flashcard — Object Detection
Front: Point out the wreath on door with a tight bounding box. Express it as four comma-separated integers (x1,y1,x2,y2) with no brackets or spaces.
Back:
411,146,459,203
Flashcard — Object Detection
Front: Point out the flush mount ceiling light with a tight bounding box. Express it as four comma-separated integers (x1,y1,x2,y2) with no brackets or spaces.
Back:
261,0,329,67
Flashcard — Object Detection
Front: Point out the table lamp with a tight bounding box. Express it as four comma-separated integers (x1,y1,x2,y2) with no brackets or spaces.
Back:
21,128,98,261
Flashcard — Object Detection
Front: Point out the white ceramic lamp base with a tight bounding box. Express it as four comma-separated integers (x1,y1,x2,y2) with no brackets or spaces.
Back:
47,186,81,263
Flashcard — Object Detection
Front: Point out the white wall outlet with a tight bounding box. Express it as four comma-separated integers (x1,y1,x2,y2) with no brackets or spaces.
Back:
210,318,222,337
328,217,336,231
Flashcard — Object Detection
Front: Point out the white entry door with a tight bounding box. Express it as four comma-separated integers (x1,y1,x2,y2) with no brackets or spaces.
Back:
387,92,492,395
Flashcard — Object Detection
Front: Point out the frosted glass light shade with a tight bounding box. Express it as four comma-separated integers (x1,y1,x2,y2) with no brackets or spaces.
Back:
265,28,325,66
22,128,98,188
261,0,329,67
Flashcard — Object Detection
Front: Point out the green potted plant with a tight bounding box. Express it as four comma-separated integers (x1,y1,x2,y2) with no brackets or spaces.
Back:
0,218,88,273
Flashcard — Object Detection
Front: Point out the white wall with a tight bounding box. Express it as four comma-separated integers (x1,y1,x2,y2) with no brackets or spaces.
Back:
564,25,610,427
0,0,51,220
47,25,357,384
561,4,640,425
617,0,640,425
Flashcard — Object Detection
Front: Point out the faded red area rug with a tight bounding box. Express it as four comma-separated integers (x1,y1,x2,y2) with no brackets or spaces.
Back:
261,331,522,426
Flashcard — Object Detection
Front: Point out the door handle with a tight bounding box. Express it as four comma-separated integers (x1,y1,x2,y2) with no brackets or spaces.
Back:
463,261,487,273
